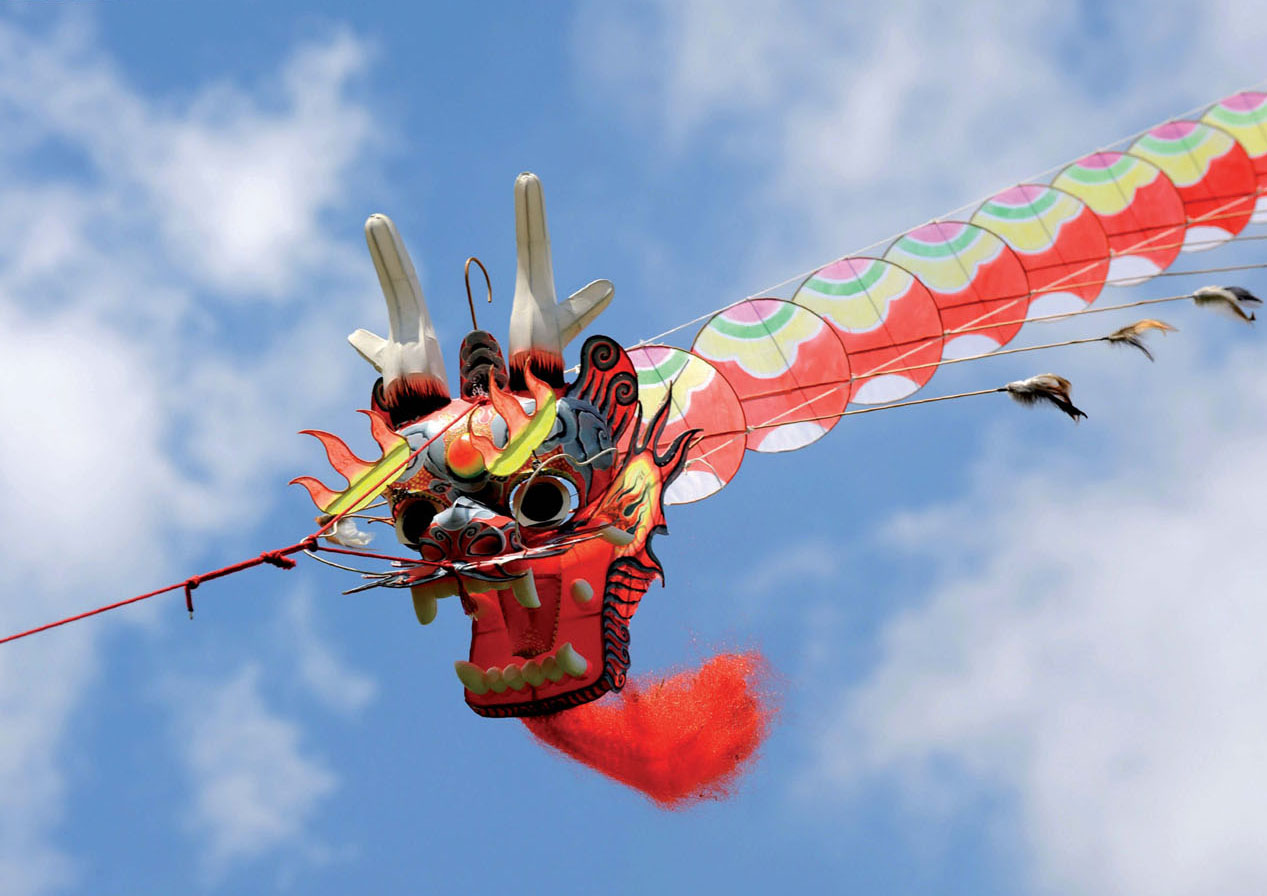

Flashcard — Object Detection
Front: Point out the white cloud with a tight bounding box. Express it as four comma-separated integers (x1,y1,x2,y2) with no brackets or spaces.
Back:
0,15,380,893
575,0,1267,289
580,11,1267,892
283,592,378,716
736,537,843,598
810,337,1267,895
0,17,374,298
169,665,338,878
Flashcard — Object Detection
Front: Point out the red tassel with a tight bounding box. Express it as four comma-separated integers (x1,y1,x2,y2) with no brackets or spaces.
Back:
523,651,776,808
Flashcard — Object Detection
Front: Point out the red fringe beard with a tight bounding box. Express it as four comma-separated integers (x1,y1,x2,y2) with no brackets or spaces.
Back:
522,651,776,807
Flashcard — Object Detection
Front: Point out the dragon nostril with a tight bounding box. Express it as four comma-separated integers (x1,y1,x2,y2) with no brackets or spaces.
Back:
467,532,504,557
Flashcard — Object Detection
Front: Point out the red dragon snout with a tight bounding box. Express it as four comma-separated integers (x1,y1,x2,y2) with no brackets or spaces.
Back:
415,498,523,564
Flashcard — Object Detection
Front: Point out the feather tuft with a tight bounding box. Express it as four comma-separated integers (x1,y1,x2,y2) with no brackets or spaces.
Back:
325,517,374,547
1192,285,1259,323
1004,373,1087,422
1102,318,1177,362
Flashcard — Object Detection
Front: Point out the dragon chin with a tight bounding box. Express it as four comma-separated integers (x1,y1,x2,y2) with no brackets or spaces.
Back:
442,540,657,717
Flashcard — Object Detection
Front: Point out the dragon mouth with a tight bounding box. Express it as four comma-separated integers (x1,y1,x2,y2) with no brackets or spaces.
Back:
408,529,630,717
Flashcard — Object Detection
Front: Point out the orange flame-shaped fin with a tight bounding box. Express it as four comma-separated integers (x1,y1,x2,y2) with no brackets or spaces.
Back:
290,412,412,517
479,368,559,476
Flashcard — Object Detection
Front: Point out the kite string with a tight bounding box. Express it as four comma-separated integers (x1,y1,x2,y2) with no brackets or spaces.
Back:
0,406,475,647
0,537,318,647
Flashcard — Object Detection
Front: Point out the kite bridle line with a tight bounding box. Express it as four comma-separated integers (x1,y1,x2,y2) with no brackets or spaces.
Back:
600,190,1267,481
633,179,1267,476
678,278,1259,475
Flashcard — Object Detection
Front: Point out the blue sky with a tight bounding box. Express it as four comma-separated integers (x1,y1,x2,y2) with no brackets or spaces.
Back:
3,3,1267,894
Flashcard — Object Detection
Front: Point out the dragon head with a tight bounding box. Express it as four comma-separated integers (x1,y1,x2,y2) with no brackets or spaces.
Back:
293,175,692,717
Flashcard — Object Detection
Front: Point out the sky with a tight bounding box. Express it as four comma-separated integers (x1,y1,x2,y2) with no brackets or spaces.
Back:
2,2,1267,894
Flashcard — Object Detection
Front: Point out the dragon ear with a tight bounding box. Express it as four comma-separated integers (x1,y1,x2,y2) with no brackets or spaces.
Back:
566,335,640,443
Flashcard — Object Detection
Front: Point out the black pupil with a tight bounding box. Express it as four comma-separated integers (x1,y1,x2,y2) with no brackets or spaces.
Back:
399,502,436,543
520,481,565,522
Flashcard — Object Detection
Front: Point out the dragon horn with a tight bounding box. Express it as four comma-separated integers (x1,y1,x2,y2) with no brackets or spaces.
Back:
349,214,450,394
509,172,614,386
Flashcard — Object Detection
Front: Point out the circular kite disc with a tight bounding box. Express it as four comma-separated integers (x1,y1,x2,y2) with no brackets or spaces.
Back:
691,299,850,454
793,256,943,405
628,345,746,505
1129,120,1257,252
1202,91,1267,224
1052,151,1186,287
971,184,1110,317
883,221,1031,360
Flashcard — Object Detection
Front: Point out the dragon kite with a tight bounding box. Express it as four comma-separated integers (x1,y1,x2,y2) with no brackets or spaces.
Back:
7,88,1267,806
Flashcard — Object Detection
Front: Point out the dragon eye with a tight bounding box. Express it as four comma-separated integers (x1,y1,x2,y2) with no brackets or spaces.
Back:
395,499,438,547
511,476,576,528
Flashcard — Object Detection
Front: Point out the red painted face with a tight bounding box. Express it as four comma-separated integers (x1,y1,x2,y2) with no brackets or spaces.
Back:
302,335,691,717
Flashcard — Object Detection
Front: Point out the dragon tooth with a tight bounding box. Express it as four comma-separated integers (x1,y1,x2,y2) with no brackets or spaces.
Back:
541,655,564,683
454,661,489,695
412,593,438,625
411,578,460,625
485,667,508,693
510,569,541,608
556,642,588,678
570,579,594,605
599,525,635,546
413,585,443,628
522,659,546,687
502,663,526,690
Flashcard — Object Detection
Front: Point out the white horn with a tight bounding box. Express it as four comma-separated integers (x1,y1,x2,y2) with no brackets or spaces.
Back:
349,214,449,394
508,172,613,383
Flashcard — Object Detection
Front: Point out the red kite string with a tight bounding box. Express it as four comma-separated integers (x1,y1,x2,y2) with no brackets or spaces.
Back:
0,407,474,647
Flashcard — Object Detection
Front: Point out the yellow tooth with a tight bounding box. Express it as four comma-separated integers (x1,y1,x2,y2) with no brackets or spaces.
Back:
485,667,508,693
541,656,564,683
556,642,588,678
560,643,587,679
454,661,488,695
599,526,635,546
502,663,526,690
570,579,594,605
411,579,460,625
522,659,546,687
411,588,438,625
510,570,541,608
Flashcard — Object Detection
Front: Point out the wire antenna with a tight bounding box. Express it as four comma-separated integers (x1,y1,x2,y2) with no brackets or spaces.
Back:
465,256,492,329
